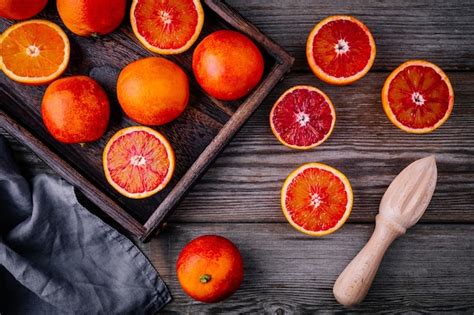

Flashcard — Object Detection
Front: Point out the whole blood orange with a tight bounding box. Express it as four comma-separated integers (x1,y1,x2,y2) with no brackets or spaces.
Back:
270,86,336,150
192,30,264,101
382,60,454,133
177,235,243,303
306,15,376,85
103,126,175,199
131,0,204,54
41,76,110,144
117,57,189,126
1,20,70,85
281,163,353,236
0,0,47,20
57,0,126,36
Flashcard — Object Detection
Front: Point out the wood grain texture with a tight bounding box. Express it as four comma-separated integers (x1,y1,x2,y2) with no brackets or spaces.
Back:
0,0,293,240
226,0,474,71
139,223,474,313
1,71,472,224
168,72,474,224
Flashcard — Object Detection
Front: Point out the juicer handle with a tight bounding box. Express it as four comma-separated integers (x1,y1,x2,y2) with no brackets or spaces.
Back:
333,215,405,306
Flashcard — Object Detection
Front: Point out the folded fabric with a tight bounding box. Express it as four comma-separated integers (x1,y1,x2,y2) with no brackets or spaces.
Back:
0,136,171,314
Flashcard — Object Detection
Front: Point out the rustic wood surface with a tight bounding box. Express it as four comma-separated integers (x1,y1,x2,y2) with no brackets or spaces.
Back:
1,0,473,313
0,0,293,241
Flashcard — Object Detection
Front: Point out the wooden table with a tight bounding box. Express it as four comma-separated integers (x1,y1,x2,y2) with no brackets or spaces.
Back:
2,0,473,312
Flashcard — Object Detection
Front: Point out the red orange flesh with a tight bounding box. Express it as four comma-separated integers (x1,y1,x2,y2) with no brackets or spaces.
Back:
103,126,175,199
270,86,336,150
382,60,454,133
131,0,204,54
281,163,353,236
306,15,376,85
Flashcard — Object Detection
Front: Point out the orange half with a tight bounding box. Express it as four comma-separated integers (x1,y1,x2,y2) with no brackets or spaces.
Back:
103,126,175,199
270,86,336,150
130,0,204,55
306,15,376,85
382,60,454,133
0,20,70,85
281,163,353,236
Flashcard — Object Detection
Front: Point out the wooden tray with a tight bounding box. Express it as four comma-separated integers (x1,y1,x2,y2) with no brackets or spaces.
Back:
0,0,293,241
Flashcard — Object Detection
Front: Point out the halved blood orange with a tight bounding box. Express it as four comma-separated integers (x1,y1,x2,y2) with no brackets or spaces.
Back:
0,20,70,85
382,60,454,134
270,85,336,150
130,0,204,55
281,163,353,236
103,126,175,199
306,15,376,85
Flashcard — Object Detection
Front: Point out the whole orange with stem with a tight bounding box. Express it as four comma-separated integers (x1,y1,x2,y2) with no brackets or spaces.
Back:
117,57,189,126
192,30,264,101
177,235,244,303
41,76,110,144
57,0,126,36
0,0,47,20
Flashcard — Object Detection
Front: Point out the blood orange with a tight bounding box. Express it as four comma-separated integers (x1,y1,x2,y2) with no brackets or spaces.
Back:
382,60,454,133
0,0,47,20
270,86,336,150
57,0,126,36
306,15,376,85
281,163,353,236
177,235,243,303
103,126,175,199
131,0,204,54
42,76,110,144
0,20,70,85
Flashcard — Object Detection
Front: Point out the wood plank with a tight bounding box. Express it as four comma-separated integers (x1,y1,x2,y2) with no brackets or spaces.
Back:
171,71,474,223
227,0,474,71
2,71,473,224
139,223,474,313
0,0,293,240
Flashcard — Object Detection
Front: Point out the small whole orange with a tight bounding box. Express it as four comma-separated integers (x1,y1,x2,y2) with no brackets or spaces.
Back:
41,76,110,144
0,0,47,20
117,57,189,126
176,235,244,303
57,0,126,36
192,30,264,101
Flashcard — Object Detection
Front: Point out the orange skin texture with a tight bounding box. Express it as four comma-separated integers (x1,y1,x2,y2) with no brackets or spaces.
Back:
176,235,244,303
192,30,264,101
57,0,126,36
117,57,190,126
41,76,110,144
0,0,47,20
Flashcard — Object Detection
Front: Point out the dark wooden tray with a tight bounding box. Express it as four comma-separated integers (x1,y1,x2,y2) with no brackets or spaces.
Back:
0,0,293,241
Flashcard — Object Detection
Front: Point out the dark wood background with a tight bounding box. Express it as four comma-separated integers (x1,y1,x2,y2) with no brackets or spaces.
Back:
1,0,473,313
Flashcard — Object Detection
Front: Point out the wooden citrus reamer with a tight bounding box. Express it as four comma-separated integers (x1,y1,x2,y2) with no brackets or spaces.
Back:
333,156,438,306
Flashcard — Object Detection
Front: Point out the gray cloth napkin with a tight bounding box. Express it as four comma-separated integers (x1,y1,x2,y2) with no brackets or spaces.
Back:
0,136,171,314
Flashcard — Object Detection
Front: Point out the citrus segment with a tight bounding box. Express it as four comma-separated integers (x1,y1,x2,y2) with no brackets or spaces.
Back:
270,86,335,150
306,16,376,85
131,0,204,54
0,20,70,85
382,60,454,133
103,126,175,199
281,163,353,236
